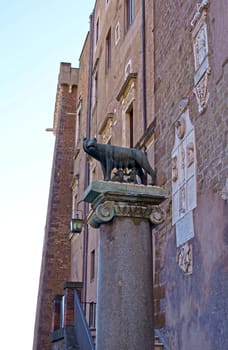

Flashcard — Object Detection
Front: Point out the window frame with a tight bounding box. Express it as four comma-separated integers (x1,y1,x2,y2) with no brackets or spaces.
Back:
126,0,134,31
90,249,95,281
105,28,112,72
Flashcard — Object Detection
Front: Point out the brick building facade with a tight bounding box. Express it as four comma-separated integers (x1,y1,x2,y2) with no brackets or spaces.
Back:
33,63,78,350
33,1,228,349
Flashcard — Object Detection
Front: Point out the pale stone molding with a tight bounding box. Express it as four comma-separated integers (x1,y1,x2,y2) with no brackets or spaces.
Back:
116,73,137,104
116,73,137,146
71,174,79,191
125,59,132,78
191,0,209,28
115,21,120,45
98,113,114,144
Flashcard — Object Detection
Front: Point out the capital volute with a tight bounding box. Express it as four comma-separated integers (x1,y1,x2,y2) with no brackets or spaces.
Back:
83,181,168,229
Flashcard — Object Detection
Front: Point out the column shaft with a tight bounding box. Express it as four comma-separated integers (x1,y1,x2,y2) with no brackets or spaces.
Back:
96,216,154,350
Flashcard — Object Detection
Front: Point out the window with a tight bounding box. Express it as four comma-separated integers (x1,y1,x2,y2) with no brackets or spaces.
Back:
60,295,65,328
125,59,132,78
96,18,99,44
75,110,81,146
90,250,95,281
93,72,98,107
75,100,82,146
89,302,96,328
126,0,134,30
126,103,134,147
72,194,78,217
105,29,111,72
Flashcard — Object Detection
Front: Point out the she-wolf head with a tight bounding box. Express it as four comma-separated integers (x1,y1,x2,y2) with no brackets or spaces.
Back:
83,137,97,151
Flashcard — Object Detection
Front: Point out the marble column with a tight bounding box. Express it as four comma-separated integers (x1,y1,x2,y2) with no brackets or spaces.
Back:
83,181,167,350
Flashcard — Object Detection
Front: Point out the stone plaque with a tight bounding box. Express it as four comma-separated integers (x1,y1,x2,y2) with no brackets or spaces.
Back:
175,211,194,247
172,108,197,247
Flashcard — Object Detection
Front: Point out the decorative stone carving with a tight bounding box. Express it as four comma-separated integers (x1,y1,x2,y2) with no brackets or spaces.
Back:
191,0,210,113
193,67,210,113
125,59,132,78
96,202,115,223
193,23,208,71
172,108,197,247
191,0,209,28
83,181,168,228
89,201,165,228
115,204,152,219
175,119,186,139
176,241,193,275
172,156,178,182
149,207,166,225
221,178,228,203
187,142,195,167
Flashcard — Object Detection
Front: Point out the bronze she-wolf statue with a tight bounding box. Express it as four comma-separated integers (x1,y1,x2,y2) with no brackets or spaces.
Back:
83,137,156,185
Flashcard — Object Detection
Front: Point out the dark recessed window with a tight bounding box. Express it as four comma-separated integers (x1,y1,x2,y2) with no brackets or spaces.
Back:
126,103,134,147
90,249,95,281
126,0,134,30
106,28,111,72
96,18,99,44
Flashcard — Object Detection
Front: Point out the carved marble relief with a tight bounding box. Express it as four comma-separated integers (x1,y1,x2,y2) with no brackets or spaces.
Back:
191,0,210,113
193,68,210,113
193,24,208,71
172,108,197,248
176,241,193,275
221,178,228,203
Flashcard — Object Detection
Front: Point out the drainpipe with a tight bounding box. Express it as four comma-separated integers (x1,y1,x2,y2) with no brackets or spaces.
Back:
82,9,95,305
142,0,147,133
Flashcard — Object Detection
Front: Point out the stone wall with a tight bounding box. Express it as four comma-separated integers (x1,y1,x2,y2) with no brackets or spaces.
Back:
154,1,228,349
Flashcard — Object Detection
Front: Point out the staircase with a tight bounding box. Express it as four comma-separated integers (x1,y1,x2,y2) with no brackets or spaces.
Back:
74,290,95,350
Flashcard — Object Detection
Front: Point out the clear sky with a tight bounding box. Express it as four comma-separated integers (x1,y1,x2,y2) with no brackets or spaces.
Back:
0,1,94,348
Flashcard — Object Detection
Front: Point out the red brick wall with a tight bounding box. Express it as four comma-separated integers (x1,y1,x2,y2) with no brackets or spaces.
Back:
33,83,77,350
154,1,228,349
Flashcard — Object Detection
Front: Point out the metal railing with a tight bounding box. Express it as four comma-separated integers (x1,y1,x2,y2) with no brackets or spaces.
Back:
74,291,95,350
155,329,170,350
